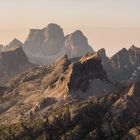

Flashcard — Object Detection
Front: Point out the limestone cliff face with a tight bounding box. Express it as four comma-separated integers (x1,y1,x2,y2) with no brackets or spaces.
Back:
42,53,113,99
25,29,45,53
68,53,107,92
41,24,65,55
24,24,64,55
24,23,93,64
65,30,93,58
0,46,32,85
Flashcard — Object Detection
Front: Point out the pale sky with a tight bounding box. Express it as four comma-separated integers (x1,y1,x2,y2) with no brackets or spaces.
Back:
0,0,140,56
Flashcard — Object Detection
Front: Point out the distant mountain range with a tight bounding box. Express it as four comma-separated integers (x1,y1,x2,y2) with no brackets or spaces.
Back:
24,23,93,64
0,23,140,139
0,24,140,84
0,23,140,84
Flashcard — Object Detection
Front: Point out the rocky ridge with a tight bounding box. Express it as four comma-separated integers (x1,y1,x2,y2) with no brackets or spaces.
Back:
0,53,115,126
0,45,32,85
0,76,139,140
0,39,23,52
98,45,140,83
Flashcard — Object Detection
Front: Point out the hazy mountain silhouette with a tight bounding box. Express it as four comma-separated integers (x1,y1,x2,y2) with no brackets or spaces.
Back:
24,23,93,64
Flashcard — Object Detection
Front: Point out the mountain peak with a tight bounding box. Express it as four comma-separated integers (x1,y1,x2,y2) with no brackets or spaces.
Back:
0,45,31,85
68,53,109,94
24,23,93,64
69,30,86,41
6,38,23,51
11,38,20,42
0,45,29,64
47,23,62,29
9,38,22,45
72,30,84,36
111,48,128,59
43,23,64,38
129,45,140,53
120,48,128,52
129,45,138,50
98,48,109,63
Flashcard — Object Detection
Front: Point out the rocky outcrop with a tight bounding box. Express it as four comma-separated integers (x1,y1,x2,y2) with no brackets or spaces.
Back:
0,45,32,85
24,24,64,55
5,38,23,51
68,53,108,92
100,78,140,139
24,23,93,64
0,78,139,140
100,46,140,83
65,30,93,58
98,48,109,63
0,53,115,125
110,48,132,70
41,53,114,99
0,39,23,52
0,52,139,139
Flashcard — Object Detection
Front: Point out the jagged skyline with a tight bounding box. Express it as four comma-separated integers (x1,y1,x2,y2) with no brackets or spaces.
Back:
0,0,140,56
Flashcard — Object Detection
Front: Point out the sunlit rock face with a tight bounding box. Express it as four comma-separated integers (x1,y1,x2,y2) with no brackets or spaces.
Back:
24,23,93,64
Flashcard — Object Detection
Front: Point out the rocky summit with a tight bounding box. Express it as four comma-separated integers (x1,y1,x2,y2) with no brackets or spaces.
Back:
0,45,32,85
0,39,23,52
98,45,140,83
24,23,93,64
